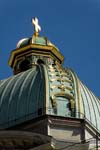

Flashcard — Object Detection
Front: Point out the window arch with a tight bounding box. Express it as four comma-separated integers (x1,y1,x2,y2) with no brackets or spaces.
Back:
51,94,75,117
56,96,71,117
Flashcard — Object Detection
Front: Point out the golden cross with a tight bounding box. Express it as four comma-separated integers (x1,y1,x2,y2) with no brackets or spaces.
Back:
32,17,41,36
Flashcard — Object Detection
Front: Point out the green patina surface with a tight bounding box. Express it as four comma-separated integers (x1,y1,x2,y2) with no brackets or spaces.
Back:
34,37,47,45
0,65,46,128
17,36,58,50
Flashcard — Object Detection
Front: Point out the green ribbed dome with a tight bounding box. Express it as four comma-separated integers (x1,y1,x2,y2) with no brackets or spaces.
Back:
0,64,100,132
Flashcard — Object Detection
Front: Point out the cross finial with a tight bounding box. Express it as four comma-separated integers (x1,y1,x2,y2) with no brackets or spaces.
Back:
32,17,41,36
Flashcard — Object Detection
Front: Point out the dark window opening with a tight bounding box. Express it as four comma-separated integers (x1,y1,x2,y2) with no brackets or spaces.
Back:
37,59,45,65
66,102,71,111
19,59,30,71
52,60,56,66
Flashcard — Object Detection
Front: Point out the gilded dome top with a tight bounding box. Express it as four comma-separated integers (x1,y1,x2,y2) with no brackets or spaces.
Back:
16,17,59,51
16,36,59,51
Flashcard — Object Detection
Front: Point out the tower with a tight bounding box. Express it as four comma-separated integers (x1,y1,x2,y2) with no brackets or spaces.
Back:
0,18,100,150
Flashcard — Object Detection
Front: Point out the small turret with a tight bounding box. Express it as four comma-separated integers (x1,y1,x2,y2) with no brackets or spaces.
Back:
8,17,64,75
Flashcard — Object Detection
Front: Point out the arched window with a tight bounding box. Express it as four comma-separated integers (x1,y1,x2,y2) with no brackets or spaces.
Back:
19,59,30,71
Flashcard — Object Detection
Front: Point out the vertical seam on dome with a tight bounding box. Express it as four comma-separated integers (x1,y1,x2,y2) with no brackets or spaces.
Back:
0,75,19,106
32,66,42,117
0,78,11,88
91,92,100,105
39,65,47,114
0,78,12,106
27,66,43,119
90,91,100,132
36,65,45,115
90,91,100,116
84,85,97,130
26,69,38,117
80,94,85,118
18,70,34,99
8,69,35,124
16,69,35,120
0,75,21,127
8,73,27,103
80,82,92,122
7,72,28,124
68,69,80,117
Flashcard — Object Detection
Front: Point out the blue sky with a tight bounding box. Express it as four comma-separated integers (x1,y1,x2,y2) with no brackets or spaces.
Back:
0,0,100,97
